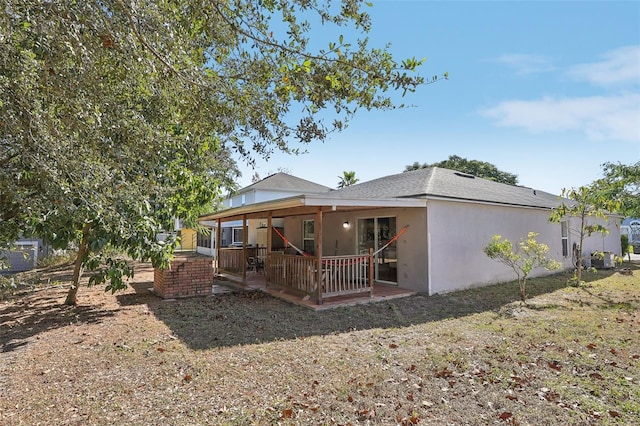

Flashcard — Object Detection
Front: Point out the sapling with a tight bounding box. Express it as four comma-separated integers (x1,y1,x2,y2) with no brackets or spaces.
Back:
484,232,561,303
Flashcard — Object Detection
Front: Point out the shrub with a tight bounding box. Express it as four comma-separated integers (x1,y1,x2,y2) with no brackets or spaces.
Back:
621,235,629,256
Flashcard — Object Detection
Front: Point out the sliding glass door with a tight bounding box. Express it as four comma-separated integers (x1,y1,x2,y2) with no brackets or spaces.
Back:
357,216,397,284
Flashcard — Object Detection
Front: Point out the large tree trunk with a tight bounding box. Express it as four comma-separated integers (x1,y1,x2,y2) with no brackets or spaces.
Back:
64,222,91,305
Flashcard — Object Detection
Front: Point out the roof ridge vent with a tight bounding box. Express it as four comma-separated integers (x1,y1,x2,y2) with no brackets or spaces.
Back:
453,172,475,179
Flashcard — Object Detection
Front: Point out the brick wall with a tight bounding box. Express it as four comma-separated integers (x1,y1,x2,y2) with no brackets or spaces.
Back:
153,254,213,299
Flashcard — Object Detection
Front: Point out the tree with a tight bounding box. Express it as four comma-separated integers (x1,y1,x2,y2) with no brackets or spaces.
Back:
548,185,618,285
337,171,359,188
1,1,442,304
594,161,640,218
484,232,561,303
404,155,518,185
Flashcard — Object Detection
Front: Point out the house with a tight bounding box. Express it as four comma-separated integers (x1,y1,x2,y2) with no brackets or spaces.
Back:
0,238,49,274
196,173,332,256
198,167,622,303
621,218,640,243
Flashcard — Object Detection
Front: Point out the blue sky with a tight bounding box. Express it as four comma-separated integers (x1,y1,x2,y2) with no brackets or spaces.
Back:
235,0,640,195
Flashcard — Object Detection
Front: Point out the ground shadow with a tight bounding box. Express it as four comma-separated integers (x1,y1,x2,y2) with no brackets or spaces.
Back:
115,265,639,351
0,290,117,353
0,262,156,354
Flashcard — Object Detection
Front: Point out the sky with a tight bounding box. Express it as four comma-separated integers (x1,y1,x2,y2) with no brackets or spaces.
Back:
234,0,640,196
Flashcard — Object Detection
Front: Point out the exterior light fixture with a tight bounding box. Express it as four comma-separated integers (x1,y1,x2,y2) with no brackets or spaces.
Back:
342,221,350,229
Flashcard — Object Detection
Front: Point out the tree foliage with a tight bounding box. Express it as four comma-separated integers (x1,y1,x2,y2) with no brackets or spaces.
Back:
484,232,561,303
337,170,359,188
1,1,439,304
592,161,640,218
549,185,617,285
404,155,518,185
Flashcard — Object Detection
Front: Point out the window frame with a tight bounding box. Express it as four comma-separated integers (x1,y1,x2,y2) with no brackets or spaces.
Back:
561,220,569,257
302,219,315,255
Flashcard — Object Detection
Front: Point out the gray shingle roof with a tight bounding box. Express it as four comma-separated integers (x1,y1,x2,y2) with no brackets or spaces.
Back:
239,173,332,194
322,167,562,209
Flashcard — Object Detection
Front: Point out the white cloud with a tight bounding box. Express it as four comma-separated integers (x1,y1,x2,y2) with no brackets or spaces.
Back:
494,53,555,75
479,93,640,143
567,45,640,87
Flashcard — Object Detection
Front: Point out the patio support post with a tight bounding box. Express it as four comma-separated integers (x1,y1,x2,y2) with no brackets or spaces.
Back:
316,207,323,305
368,247,374,296
266,213,272,287
215,219,222,275
242,214,247,283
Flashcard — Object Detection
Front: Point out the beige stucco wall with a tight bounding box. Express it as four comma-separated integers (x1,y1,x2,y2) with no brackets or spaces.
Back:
569,215,623,266
427,200,570,295
426,200,622,295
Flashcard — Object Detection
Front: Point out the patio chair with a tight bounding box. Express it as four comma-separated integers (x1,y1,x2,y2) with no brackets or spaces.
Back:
255,257,265,274
247,257,256,273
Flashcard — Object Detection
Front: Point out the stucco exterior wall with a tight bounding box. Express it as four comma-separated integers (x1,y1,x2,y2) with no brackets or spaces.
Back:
569,216,622,266
427,200,571,295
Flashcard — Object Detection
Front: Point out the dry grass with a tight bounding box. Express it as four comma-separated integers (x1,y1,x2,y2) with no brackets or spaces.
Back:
1,260,639,425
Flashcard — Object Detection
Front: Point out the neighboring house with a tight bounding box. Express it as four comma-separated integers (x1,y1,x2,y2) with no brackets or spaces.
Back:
0,238,49,273
197,173,332,256
621,218,640,243
199,167,622,301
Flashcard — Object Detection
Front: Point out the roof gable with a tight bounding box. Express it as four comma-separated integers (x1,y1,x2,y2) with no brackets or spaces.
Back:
238,173,332,194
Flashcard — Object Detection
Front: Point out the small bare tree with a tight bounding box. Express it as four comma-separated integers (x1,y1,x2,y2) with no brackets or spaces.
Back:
484,232,561,303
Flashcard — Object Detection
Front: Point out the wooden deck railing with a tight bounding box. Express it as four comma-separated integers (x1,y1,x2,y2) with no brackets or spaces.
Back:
266,254,317,296
218,248,244,273
218,248,374,304
320,255,372,298
266,253,373,302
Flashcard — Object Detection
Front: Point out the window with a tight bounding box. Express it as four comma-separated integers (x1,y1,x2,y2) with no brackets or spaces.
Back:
197,229,212,248
303,220,315,255
232,227,244,245
561,221,568,257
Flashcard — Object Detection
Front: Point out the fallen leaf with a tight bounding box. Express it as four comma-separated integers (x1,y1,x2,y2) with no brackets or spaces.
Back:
589,411,602,419
589,372,604,380
435,367,454,378
389,343,398,349
183,374,192,383
498,411,513,420
282,408,293,419
157,347,165,352
587,343,597,349
609,410,621,418
547,361,562,371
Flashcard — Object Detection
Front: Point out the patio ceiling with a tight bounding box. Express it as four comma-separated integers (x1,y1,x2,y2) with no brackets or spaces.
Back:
198,194,426,223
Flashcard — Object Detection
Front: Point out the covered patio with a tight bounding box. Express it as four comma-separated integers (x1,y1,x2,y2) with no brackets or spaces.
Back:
198,194,423,306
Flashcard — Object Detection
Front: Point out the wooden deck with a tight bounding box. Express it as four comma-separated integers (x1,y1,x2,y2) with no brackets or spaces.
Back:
215,271,416,311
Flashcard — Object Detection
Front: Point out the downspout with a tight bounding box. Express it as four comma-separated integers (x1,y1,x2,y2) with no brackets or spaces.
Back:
426,201,432,295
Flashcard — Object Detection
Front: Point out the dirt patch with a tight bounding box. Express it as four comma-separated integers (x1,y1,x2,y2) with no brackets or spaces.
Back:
1,261,639,425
